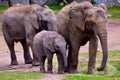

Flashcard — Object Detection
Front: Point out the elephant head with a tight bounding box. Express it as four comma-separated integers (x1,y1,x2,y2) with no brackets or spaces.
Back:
68,1,93,31
85,7,108,71
69,3,108,71
35,6,57,31
28,5,57,32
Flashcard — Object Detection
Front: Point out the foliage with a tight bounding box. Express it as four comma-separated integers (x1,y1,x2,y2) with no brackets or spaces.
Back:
48,4,63,10
108,6,120,19
0,71,44,80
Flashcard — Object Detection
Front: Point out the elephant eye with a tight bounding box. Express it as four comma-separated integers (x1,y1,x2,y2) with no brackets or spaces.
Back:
71,7,78,12
70,9,75,13
97,10,104,15
88,14,93,17
73,9,78,12
87,12,93,18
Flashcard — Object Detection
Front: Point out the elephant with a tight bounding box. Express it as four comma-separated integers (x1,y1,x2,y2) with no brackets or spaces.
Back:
57,1,108,74
33,30,67,74
2,4,57,66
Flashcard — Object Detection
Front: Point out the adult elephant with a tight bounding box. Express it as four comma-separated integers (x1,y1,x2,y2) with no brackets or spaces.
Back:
57,1,108,74
2,4,57,66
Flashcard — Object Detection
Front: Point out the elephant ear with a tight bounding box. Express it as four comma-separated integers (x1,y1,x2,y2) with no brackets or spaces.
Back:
69,5,85,31
29,6,41,30
43,38,55,52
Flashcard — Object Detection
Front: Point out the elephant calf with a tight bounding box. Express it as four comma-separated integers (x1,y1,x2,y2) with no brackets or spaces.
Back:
33,30,67,74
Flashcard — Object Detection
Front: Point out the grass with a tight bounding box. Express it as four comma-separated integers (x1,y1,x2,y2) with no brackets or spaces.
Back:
48,5,120,19
63,50,120,80
0,50,120,80
0,5,63,14
0,5,120,19
48,4,64,14
0,71,44,80
0,6,8,10
48,4,63,10
63,75,120,80
108,6,120,19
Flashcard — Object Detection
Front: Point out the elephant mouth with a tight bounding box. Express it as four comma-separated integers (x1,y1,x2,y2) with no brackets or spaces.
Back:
85,21,96,30
39,20,48,30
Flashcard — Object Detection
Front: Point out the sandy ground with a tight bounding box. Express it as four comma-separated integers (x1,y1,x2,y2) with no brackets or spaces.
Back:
0,19,120,80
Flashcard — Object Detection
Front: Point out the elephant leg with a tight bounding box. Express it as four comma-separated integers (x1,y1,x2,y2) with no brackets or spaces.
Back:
67,44,72,72
26,33,39,66
40,56,46,73
2,29,18,65
87,35,98,74
47,54,53,73
7,40,18,65
67,42,80,73
56,53,64,74
30,44,39,66
20,40,32,64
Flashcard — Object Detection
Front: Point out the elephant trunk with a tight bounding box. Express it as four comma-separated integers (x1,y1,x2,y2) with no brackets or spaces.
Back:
96,24,108,71
50,19,57,31
61,48,68,72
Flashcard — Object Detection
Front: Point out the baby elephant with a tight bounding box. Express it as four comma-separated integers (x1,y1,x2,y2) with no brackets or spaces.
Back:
33,30,67,74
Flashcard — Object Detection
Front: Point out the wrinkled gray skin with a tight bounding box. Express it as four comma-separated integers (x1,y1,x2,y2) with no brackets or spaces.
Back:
33,30,67,74
57,1,108,74
97,3,108,17
2,4,57,66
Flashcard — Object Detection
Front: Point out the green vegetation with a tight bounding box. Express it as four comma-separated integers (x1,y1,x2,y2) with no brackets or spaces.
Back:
48,5,64,14
0,6,8,10
48,4,63,10
108,6,120,19
0,50,120,80
63,50,120,80
63,75,120,80
0,5,120,19
0,71,44,80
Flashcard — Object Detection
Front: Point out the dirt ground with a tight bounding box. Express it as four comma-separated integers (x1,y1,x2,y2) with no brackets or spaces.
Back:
0,19,120,80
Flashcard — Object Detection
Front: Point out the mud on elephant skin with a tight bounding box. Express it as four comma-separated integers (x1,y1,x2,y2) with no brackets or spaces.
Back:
2,4,57,66
57,1,108,74
33,30,67,74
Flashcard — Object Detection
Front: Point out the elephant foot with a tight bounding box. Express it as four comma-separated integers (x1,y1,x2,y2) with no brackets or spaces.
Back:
64,66,68,72
40,69,45,73
68,69,78,74
58,71,64,74
11,61,18,65
58,67,65,74
47,70,53,74
25,59,32,64
32,61,40,66
87,70,94,74
87,67,94,74
97,67,104,71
